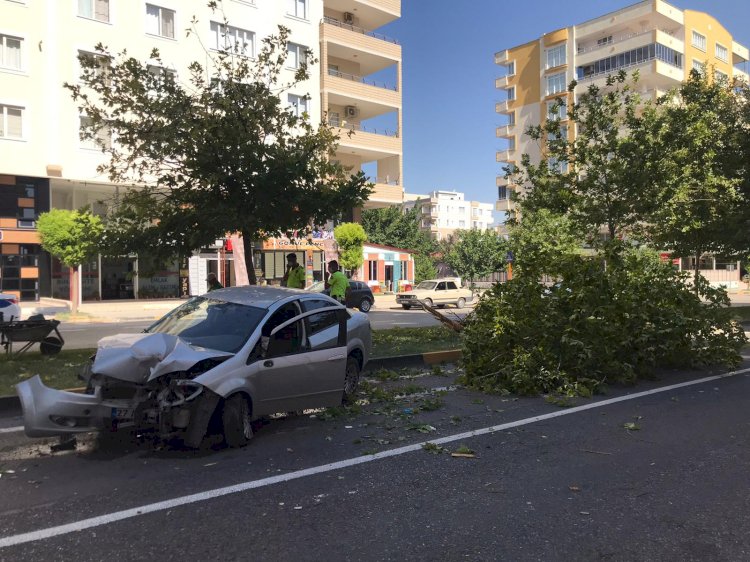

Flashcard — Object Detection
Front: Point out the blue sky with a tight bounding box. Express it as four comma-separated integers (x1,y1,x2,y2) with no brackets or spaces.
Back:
376,0,750,207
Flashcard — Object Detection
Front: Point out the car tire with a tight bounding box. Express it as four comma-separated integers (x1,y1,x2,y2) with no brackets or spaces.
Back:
401,304,411,310
343,356,360,404
359,298,372,313
457,297,466,309
40,336,63,355
422,298,433,308
222,394,253,448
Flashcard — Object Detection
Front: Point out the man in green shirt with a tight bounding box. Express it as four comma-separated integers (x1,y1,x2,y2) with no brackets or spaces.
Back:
282,253,306,289
207,272,223,291
326,260,349,304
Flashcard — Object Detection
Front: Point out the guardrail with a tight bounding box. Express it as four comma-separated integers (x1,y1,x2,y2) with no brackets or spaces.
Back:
327,68,398,91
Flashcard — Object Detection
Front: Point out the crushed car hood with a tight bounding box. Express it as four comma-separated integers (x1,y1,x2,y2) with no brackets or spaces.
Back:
92,333,233,383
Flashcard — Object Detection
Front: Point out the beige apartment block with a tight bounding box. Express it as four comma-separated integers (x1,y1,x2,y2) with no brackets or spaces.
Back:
0,0,403,301
321,0,403,209
494,0,749,216
404,190,495,241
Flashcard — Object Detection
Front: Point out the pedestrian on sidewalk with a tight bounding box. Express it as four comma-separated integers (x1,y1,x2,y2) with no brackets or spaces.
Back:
207,272,223,291
326,260,349,305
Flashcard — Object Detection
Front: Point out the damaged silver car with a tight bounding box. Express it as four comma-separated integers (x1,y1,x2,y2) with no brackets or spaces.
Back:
16,287,371,447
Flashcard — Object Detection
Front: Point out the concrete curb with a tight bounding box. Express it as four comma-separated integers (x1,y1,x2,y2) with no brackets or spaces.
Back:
0,351,464,417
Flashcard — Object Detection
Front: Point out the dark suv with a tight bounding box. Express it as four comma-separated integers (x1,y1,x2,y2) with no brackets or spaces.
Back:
306,280,375,312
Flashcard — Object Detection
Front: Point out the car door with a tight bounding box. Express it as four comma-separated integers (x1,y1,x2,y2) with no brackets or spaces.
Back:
250,305,347,415
445,281,460,304
434,281,447,304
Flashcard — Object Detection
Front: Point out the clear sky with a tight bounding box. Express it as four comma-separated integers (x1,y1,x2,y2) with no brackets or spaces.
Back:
377,0,750,208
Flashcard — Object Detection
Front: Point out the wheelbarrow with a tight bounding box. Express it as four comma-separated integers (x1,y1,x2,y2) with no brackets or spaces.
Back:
0,317,65,357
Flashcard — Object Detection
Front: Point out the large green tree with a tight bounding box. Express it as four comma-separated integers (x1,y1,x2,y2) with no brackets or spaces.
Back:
66,14,371,284
334,222,367,273
444,229,506,290
37,209,103,312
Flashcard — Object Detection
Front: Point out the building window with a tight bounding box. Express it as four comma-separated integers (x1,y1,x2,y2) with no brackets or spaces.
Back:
79,115,112,150
546,72,566,96
0,34,22,71
576,43,682,80
498,186,508,201
715,69,728,82
368,260,377,280
692,59,704,73
508,137,516,150
287,0,307,19
288,93,308,117
506,61,515,75
715,43,728,63
77,50,111,84
546,44,566,69
597,36,613,47
547,98,567,120
78,0,110,22
287,43,307,69
507,111,516,126
506,86,515,100
548,157,568,174
210,22,255,55
0,104,23,139
146,4,175,39
692,31,706,51
401,261,408,280
548,125,568,141
459,220,466,227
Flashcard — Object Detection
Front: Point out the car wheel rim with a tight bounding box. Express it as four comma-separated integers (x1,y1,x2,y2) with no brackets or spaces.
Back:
345,362,359,395
360,300,371,312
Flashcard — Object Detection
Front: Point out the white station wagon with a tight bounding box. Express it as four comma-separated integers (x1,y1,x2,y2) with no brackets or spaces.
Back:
396,278,473,309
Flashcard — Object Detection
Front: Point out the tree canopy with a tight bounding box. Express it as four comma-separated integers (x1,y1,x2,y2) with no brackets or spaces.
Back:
37,209,104,268
66,15,372,284
334,222,367,273
444,229,506,289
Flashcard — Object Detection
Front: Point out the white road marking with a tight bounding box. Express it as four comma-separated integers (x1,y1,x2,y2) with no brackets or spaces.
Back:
0,426,23,434
0,367,747,549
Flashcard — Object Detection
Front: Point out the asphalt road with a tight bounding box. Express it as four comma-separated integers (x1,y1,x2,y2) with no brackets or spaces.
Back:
1,359,749,561
56,305,470,349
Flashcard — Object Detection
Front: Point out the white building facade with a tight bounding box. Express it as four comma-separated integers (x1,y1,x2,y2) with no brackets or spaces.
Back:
404,190,495,241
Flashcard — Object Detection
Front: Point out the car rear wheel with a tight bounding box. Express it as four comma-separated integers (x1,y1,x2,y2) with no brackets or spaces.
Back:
457,297,466,309
422,298,433,308
222,394,253,448
343,356,360,404
359,298,372,313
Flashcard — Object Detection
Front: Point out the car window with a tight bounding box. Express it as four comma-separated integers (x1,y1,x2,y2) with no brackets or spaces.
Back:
436,282,446,291
416,282,436,290
301,298,334,313
446,282,458,290
307,310,339,336
266,318,306,357
262,302,302,337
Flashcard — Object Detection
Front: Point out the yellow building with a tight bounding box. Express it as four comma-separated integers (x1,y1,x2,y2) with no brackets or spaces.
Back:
494,0,749,215
0,0,403,301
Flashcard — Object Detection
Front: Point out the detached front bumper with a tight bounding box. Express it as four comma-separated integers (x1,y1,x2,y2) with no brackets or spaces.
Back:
16,375,139,438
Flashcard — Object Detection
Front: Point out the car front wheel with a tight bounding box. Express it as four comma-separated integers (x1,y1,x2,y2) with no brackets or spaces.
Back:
401,304,411,310
222,394,253,448
422,298,433,308
359,298,372,313
343,356,360,404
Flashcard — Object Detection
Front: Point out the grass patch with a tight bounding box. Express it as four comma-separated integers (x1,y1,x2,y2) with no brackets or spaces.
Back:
0,349,95,396
371,326,461,358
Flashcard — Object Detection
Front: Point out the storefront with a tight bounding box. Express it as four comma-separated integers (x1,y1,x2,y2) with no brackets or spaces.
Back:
359,243,414,293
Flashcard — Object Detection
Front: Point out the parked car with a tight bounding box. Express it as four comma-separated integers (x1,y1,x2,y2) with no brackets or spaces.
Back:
17,287,371,448
0,293,21,322
306,280,375,313
396,278,473,309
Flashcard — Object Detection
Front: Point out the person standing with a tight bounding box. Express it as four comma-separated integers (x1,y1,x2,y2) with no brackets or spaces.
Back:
326,260,349,305
207,272,223,291
282,252,306,289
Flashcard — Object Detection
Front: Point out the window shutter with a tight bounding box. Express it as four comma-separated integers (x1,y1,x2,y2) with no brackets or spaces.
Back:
7,107,22,138
162,9,175,38
95,0,109,22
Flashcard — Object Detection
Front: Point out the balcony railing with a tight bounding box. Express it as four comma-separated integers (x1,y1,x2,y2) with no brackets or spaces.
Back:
330,119,399,137
327,68,398,91
322,16,399,44
577,27,677,55
366,176,400,186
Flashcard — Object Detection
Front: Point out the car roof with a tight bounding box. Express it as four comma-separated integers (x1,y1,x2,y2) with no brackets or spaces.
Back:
203,286,307,308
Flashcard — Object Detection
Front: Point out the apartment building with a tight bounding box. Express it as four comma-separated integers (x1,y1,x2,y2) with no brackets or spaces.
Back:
494,0,749,216
404,190,495,241
0,0,402,301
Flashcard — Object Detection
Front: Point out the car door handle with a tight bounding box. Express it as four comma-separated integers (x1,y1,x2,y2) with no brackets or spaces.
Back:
264,360,274,368
327,355,345,361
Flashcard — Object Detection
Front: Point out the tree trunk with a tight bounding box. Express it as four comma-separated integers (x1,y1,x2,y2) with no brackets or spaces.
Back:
69,266,79,315
693,250,701,295
241,229,257,285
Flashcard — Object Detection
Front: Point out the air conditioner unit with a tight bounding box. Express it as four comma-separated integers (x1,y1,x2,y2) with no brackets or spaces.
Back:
343,12,354,24
345,105,359,117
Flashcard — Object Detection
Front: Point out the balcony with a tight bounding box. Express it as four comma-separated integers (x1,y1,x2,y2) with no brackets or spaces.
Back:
323,68,401,110
321,19,401,74
576,29,683,67
734,68,749,83
495,197,516,212
496,149,516,163
732,41,749,64
495,100,514,114
323,0,400,29
495,49,509,65
495,75,512,88
575,0,682,43
368,182,404,206
332,122,401,160
496,125,514,138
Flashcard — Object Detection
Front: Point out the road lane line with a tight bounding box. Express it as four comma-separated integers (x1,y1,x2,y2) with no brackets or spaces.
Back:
1,367,748,549
0,426,23,434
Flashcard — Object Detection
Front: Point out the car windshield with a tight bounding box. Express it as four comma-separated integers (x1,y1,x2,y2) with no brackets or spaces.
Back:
305,281,325,293
145,297,267,353
416,282,436,290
